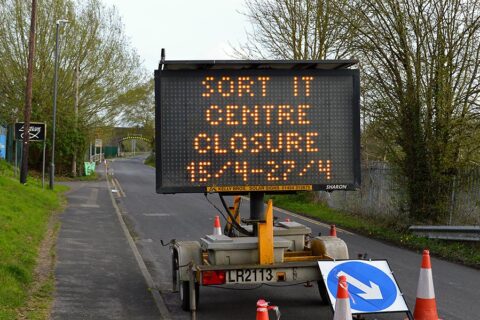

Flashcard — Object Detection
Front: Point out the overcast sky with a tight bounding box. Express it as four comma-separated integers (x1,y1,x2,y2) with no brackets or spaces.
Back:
101,0,249,71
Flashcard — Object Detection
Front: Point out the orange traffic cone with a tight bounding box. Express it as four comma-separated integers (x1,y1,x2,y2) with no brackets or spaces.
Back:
333,275,352,320
256,299,280,320
330,224,337,237
213,216,222,235
413,250,440,320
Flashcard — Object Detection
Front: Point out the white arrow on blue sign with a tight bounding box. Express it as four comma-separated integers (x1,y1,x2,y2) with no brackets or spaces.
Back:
318,260,409,314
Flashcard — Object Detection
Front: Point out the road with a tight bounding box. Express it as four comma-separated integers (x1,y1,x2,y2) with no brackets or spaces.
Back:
109,157,480,319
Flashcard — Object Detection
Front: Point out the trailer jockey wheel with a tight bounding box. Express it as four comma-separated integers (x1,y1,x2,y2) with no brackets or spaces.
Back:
317,280,330,305
180,280,199,311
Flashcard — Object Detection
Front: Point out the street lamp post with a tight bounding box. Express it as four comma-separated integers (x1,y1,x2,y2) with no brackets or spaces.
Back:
49,19,68,190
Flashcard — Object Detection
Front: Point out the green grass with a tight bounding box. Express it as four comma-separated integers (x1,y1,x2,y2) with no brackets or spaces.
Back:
56,171,98,182
23,275,55,320
268,192,480,268
144,153,155,167
0,160,67,320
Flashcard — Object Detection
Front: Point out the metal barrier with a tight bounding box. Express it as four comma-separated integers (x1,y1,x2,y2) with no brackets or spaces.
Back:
409,225,480,241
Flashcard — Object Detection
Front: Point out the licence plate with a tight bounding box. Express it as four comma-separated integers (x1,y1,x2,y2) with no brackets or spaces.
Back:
226,268,274,283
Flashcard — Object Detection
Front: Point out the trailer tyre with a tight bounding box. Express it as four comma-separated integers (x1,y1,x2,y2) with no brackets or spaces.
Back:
317,280,330,305
180,280,199,311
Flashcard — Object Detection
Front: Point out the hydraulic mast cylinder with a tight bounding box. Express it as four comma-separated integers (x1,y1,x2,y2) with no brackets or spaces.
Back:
250,192,264,236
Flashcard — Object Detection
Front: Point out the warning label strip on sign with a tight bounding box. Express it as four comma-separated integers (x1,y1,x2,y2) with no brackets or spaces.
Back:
206,185,313,192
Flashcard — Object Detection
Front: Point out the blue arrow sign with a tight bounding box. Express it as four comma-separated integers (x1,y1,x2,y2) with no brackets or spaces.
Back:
325,261,398,312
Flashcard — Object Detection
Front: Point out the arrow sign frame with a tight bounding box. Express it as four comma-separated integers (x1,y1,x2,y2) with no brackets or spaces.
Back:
318,260,410,314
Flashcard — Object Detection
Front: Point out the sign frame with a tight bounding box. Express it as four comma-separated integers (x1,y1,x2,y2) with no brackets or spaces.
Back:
14,122,46,142
13,122,47,187
94,139,103,148
318,259,411,315
155,62,361,194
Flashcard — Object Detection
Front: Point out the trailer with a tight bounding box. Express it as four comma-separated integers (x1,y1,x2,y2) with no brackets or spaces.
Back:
171,195,351,310
154,55,361,311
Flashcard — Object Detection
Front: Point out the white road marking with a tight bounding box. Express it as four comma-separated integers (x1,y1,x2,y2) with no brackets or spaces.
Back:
114,177,127,197
143,213,171,217
79,204,100,208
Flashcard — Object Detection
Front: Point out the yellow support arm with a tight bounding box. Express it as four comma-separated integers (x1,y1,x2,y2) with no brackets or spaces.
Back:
226,196,242,235
258,199,274,265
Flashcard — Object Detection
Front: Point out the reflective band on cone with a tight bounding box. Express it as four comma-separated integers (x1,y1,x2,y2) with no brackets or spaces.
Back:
413,250,440,320
213,215,222,235
333,275,352,320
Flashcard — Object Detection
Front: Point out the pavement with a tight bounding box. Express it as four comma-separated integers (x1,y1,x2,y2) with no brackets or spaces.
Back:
51,168,162,320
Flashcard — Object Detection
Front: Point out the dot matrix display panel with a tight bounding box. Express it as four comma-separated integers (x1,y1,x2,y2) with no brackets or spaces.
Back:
155,68,360,193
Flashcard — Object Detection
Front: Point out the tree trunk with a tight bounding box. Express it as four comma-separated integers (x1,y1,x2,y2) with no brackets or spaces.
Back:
20,0,37,184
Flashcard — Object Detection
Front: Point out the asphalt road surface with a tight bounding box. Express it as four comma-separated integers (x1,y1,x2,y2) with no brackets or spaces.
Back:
109,157,480,320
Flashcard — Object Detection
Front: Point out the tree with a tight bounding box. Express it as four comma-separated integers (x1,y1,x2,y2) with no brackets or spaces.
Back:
0,0,148,175
20,0,38,184
117,81,154,126
235,0,352,59
342,0,480,223
116,80,155,150
237,0,480,223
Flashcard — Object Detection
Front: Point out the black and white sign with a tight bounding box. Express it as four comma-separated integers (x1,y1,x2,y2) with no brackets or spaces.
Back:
15,122,46,141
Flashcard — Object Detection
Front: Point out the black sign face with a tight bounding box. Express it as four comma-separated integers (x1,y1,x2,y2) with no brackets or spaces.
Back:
155,68,360,193
15,122,46,141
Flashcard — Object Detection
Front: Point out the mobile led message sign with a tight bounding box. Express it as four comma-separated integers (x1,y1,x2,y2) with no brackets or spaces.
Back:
155,61,360,193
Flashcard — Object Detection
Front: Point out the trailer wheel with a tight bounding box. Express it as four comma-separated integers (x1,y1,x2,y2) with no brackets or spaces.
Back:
317,280,330,305
180,281,199,311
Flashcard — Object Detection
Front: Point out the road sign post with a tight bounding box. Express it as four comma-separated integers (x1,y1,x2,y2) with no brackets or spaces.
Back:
42,141,46,188
94,139,102,162
14,140,17,177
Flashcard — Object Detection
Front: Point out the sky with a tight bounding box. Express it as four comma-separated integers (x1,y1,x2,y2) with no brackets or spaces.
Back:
101,0,250,71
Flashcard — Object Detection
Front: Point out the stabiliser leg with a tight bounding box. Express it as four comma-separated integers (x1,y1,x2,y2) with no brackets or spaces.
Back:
189,267,196,311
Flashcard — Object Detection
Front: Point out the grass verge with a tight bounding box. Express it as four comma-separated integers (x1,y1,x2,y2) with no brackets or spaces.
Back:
56,171,98,182
0,160,68,320
144,153,155,167
268,192,480,269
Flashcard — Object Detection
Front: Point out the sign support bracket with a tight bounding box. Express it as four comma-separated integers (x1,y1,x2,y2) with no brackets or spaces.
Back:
405,310,414,320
